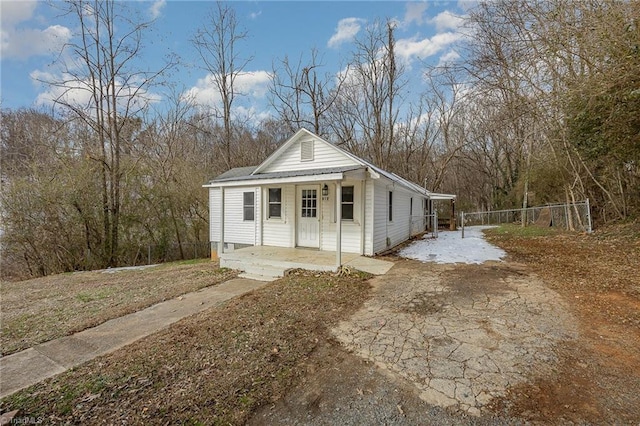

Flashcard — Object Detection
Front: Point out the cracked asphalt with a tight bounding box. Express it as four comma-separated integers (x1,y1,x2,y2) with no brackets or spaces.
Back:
332,260,578,416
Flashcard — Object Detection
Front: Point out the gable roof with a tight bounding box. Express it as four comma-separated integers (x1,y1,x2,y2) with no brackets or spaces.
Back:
251,128,363,175
205,128,455,200
214,166,258,180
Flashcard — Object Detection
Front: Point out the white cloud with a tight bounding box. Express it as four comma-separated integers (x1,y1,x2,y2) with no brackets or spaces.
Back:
184,70,273,124
428,11,465,32
0,1,72,61
0,0,37,26
249,10,262,20
404,2,428,26
437,49,461,66
31,70,162,111
327,17,366,48
395,32,463,64
184,70,272,108
1,24,72,60
234,105,272,123
149,0,166,19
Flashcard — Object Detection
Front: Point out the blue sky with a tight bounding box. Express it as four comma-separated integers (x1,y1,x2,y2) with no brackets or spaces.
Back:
0,1,468,120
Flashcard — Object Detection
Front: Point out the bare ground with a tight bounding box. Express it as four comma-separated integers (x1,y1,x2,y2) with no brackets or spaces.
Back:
0,270,373,424
251,223,640,425
1,224,638,424
1,260,236,356
484,223,640,424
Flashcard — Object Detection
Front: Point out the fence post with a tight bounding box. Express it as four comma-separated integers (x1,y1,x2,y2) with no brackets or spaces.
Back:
585,198,593,233
147,245,151,265
461,212,465,239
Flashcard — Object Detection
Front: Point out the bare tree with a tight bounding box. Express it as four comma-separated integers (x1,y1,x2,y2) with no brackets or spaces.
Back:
192,2,252,169
36,0,173,267
331,20,405,169
269,48,343,136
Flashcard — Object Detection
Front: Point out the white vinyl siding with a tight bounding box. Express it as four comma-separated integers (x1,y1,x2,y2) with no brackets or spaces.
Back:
210,188,221,243
262,186,295,247
372,179,419,254
260,134,359,173
364,179,374,255
373,181,388,253
320,180,362,254
410,196,426,237
211,186,259,246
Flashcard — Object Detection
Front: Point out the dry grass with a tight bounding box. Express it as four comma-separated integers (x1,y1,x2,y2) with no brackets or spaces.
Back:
485,223,640,326
1,260,237,356
485,222,640,424
0,269,372,424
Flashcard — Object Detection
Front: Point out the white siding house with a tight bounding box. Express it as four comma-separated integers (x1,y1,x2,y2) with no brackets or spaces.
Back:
204,128,454,267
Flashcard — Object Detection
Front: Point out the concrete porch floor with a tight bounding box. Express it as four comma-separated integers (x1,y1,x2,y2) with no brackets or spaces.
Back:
220,246,394,279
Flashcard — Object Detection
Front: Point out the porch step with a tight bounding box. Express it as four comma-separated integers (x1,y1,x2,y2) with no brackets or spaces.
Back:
221,255,335,273
222,257,287,281
238,273,277,282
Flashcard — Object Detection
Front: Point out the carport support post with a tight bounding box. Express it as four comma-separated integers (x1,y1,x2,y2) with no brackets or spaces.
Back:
450,199,456,231
336,181,342,269
218,187,225,255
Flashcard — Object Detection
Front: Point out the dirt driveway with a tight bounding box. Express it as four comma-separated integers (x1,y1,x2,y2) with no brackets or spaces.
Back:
333,260,578,415
251,258,579,424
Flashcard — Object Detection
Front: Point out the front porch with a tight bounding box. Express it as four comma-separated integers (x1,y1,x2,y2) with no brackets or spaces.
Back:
220,246,394,281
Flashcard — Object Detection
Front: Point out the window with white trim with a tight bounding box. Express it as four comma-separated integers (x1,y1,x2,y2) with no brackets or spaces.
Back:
268,188,282,218
243,192,254,221
341,186,354,220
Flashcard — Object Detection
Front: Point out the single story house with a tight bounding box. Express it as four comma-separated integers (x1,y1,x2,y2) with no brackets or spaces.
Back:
204,128,455,271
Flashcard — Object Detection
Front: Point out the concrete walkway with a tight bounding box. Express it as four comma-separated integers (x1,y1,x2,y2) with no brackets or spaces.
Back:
0,278,267,399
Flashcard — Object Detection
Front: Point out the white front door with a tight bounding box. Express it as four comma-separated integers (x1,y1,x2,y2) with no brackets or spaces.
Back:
297,185,320,248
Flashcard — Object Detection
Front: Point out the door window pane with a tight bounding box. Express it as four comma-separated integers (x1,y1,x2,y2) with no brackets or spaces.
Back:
301,189,317,218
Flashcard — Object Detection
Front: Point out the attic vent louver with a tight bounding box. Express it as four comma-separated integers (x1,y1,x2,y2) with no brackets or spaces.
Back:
301,140,314,161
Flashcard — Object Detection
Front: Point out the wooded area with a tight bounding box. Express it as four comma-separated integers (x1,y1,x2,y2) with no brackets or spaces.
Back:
1,0,638,279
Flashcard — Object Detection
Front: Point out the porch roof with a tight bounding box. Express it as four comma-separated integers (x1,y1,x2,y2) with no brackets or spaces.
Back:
204,165,365,186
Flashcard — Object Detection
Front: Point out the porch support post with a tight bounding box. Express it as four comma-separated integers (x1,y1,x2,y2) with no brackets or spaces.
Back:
336,181,342,269
218,187,225,255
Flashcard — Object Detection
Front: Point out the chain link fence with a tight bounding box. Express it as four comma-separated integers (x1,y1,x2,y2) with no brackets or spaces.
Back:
126,242,211,266
460,200,592,233
410,212,439,238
